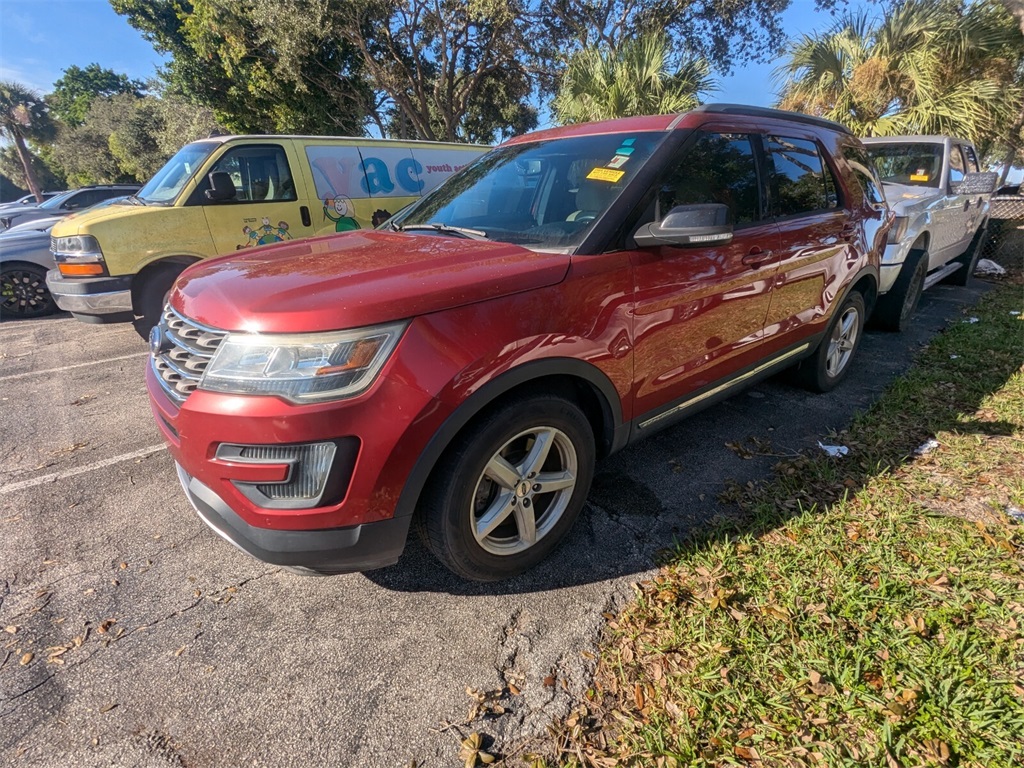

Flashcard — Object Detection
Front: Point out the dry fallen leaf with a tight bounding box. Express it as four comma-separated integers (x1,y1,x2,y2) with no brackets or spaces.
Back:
99,703,117,714
20,652,33,666
4,626,17,635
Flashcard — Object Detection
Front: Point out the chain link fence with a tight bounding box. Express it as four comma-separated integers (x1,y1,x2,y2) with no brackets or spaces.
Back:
982,189,1024,260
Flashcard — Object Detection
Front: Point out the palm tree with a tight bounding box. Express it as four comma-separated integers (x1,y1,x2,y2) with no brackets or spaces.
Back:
0,80,56,202
774,0,1022,145
553,33,717,124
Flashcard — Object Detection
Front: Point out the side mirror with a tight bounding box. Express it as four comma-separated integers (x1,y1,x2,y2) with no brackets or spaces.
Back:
953,171,998,196
205,171,237,202
634,203,733,248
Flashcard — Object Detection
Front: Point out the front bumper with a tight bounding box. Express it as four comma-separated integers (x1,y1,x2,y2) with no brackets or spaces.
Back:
176,462,411,574
45,270,133,321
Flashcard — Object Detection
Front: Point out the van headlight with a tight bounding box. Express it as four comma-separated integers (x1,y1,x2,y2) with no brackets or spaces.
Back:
52,235,108,276
200,322,406,402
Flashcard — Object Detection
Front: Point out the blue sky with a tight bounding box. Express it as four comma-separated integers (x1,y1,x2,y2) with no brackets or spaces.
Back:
0,0,876,109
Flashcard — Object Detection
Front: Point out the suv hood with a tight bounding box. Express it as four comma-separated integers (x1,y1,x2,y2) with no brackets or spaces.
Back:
173,229,571,333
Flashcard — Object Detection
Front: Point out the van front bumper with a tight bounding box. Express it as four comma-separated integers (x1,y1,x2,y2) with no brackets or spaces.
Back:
175,463,411,574
45,270,134,321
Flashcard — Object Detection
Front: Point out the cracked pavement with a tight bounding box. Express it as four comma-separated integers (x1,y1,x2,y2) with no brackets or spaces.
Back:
0,281,989,766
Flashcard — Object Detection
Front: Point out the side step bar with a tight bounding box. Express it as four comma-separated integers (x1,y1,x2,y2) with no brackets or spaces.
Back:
924,262,962,290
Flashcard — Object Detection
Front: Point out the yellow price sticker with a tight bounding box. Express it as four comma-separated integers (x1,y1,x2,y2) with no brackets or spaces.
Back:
909,174,929,182
586,167,625,183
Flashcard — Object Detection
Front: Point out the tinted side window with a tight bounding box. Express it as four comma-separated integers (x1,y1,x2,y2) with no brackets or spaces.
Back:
961,145,980,173
658,132,762,226
948,145,966,187
768,136,840,216
206,145,297,203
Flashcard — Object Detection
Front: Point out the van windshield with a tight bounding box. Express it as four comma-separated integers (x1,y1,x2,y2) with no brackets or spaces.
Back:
391,132,664,250
137,142,218,205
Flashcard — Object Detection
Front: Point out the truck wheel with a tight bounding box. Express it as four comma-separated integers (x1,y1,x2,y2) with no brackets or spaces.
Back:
133,264,184,338
1,263,56,318
417,394,595,581
794,291,865,393
872,249,927,332
944,227,986,287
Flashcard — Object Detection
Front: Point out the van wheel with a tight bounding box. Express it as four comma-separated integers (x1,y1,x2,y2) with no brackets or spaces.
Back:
133,264,184,338
872,249,927,332
944,227,985,287
417,394,595,581
794,291,864,393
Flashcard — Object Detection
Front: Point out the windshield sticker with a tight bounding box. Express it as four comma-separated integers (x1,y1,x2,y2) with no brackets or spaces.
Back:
606,154,629,169
910,173,929,182
587,167,625,183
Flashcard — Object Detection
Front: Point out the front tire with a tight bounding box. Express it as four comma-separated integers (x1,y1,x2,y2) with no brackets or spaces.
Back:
417,394,596,581
794,291,865,393
0,263,55,319
872,248,927,332
944,226,986,287
133,264,185,338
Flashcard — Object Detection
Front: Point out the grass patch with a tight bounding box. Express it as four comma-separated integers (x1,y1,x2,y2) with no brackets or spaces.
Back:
529,230,1024,768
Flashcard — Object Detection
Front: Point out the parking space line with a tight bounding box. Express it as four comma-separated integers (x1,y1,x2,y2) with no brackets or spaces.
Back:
0,444,167,495
0,352,149,382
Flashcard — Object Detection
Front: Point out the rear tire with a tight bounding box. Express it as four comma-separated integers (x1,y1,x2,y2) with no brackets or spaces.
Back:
794,291,865,393
872,248,927,332
0,263,55,318
944,227,986,287
417,394,595,581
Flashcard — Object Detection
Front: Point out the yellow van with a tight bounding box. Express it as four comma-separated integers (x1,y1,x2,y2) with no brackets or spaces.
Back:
47,135,488,331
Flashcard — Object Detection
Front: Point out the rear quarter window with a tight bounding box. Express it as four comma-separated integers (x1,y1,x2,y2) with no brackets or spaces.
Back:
768,136,840,216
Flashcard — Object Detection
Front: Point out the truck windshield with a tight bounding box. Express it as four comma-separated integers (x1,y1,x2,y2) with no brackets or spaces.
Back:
137,142,218,205
391,132,664,249
865,142,943,188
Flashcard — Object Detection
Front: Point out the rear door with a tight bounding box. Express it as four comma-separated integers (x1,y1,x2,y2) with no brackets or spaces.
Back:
629,129,780,419
762,133,853,352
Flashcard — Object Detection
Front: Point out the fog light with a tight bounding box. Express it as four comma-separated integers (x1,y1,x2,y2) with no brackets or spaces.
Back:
216,442,336,510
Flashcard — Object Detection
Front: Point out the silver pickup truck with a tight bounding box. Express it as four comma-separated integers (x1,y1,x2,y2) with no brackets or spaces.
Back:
862,136,998,331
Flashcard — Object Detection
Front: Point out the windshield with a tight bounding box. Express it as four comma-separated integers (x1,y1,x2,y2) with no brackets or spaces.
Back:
137,142,218,204
392,132,665,249
38,190,77,210
865,142,943,188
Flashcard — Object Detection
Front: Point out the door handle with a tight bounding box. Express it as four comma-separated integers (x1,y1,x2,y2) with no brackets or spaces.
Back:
742,247,774,266
840,223,857,241
300,205,312,227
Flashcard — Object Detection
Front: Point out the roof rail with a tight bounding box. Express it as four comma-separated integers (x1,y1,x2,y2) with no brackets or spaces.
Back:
692,103,852,135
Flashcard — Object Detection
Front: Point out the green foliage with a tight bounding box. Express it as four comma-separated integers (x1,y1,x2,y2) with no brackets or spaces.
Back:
49,93,219,186
49,63,144,127
0,80,57,200
0,145,64,193
552,33,716,124
112,0,371,135
775,0,1024,149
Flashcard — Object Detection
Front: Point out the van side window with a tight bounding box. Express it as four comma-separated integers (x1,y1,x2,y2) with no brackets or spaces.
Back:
206,146,297,203
768,136,840,216
658,132,762,226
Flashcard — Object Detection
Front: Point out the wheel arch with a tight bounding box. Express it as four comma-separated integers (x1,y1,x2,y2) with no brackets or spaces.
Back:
393,358,625,521
131,256,201,313
847,264,879,317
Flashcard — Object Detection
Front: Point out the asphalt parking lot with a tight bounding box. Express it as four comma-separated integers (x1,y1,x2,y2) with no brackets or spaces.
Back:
0,280,990,767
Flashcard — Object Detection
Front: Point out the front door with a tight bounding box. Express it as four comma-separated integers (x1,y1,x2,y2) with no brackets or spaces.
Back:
199,143,317,255
629,130,779,420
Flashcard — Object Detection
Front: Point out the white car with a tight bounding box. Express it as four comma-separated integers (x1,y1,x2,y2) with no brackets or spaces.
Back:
862,136,997,331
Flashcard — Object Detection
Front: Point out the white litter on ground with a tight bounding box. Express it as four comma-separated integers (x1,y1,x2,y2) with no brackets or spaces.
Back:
1007,506,1024,523
964,317,980,324
950,354,960,359
817,441,849,457
974,259,1006,277
1011,311,1021,316
914,438,940,456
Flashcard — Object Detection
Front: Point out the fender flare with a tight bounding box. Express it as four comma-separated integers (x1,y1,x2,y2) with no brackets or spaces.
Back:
392,357,624,520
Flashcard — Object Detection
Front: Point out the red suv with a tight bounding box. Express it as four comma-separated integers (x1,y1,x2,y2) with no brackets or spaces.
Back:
147,105,888,581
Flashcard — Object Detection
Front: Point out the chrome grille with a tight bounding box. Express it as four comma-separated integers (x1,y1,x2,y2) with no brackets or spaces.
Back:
150,304,228,403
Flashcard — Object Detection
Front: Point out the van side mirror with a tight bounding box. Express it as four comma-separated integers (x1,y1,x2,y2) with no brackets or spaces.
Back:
953,171,998,196
205,171,237,202
634,203,734,248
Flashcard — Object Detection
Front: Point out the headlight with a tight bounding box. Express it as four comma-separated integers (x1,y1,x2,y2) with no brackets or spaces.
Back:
51,235,107,276
200,322,406,402
886,216,909,245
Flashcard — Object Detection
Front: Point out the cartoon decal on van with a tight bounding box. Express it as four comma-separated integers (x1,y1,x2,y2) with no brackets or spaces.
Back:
324,196,359,232
239,217,293,249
